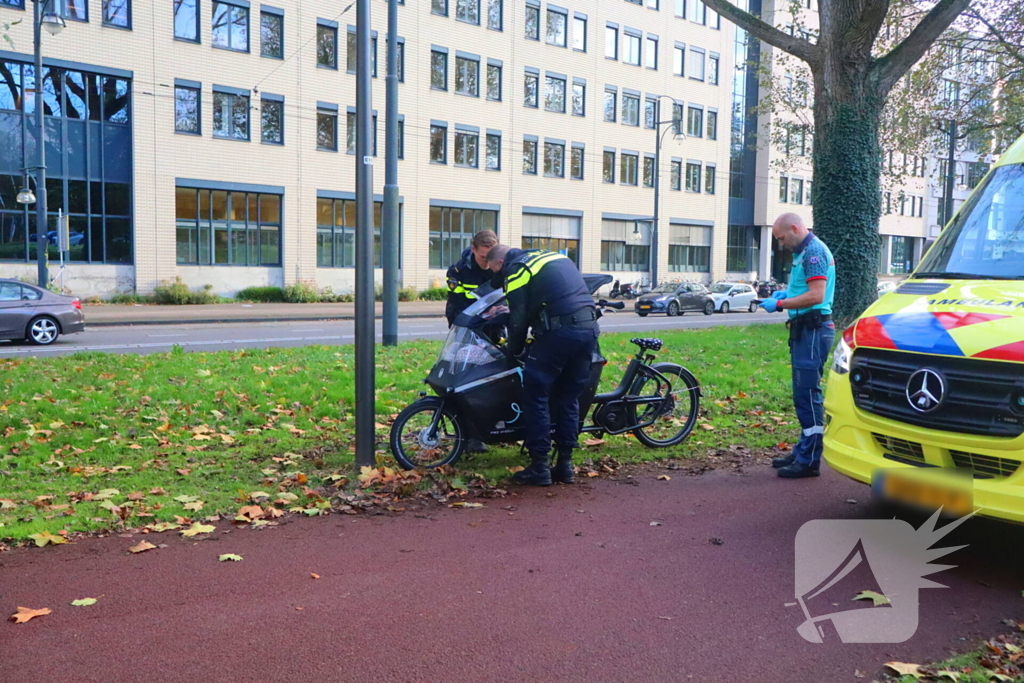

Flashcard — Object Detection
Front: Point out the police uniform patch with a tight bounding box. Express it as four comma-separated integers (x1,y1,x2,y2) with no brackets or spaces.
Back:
807,256,820,265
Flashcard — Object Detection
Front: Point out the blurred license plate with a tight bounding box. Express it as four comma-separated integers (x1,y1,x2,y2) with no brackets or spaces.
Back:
639,304,651,309
872,468,973,517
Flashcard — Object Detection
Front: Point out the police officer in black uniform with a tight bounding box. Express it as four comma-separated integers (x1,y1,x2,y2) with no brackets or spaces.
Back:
445,230,499,326
486,244,599,486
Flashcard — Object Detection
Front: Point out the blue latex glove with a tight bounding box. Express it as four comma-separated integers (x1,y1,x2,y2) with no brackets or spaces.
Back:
771,290,789,300
759,298,781,313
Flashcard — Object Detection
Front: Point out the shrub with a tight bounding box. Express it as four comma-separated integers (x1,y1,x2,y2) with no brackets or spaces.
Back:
418,287,449,301
236,286,286,303
110,292,142,304
152,278,218,305
283,281,321,303
398,286,418,302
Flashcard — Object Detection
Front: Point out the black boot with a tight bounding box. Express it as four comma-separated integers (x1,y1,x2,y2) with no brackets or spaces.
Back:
551,448,575,484
512,452,552,486
772,454,795,469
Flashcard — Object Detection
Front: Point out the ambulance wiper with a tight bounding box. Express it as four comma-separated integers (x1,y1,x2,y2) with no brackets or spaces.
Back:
912,271,1004,280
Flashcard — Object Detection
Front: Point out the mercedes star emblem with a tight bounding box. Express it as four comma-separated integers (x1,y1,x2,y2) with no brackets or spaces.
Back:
905,368,946,413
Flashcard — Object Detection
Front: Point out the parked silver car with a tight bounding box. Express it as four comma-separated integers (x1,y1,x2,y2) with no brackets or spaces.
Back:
0,279,85,345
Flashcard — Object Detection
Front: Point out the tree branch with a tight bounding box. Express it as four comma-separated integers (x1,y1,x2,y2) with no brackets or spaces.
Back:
874,0,972,93
700,0,820,64
964,7,1024,69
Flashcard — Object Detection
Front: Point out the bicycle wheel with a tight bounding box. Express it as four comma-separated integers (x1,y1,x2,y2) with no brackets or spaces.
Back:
628,363,701,447
390,397,466,469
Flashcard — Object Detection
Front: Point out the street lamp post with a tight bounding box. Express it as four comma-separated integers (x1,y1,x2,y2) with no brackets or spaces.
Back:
25,0,65,287
651,96,683,288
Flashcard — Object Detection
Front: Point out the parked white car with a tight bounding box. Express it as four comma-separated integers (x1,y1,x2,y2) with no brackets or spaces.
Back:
708,282,758,313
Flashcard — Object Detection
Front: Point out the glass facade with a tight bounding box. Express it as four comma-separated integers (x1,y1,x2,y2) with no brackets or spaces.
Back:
175,187,281,266
0,60,132,264
429,206,497,269
317,197,400,268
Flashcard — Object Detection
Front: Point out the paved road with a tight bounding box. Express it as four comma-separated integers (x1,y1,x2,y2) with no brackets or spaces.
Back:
0,311,780,357
2,465,1021,683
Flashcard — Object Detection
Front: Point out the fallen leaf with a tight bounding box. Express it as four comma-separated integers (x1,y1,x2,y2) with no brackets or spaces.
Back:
650,521,662,526
310,573,321,580
128,540,157,554
181,522,216,537
657,475,671,481
736,390,749,399
507,466,525,474
583,438,606,447
28,531,67,547
236,505,264,520
144,522,180,533
853,590,891,607
935,672,961,682
183,501,204,512
219,554,243,562
92,488,119,501
149,487,167,495
884,662,922,679
699,423,716,431
450,502,484,508
173,495,199,504
9,607,51,624
0,498,17,510
70,598,98,607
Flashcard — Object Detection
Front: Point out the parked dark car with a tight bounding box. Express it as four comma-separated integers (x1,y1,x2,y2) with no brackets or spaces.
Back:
0,279,85,345
634,282,715,317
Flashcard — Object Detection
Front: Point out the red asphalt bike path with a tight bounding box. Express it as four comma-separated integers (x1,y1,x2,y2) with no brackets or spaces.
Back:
2,465,1022,683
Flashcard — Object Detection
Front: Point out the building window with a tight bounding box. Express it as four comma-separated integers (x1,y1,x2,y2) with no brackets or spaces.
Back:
890,236,915,274
544,142,564,177
622,94,640,126
213,90,249,140
571,81,585,116
487,63,502,100
672,102,683,134
546,8,566,46
260,12,283,57
705,165,716,194
689,0,705,24
708,54,719,85
523,138,538,174
58,0,87,21
669,225,711,272
174,0,199,41
261,98,283,144
346,30,378,76
675,0,684,17
317,108,338,150
685,162,701,192
779,176,788,202
456,0,479,24
620,153,638,185
524,71,539,107
674,45,684,75
430,124,447,163
603,150,615,183
624,32,640,65
686,106,703,137
523,213,580,264
487,0,502,29
455,56,479,96
429,206,498,268
644,99,656,129
570,146,584,179
648,0,658,9
573,15,586,51
544,75,565,113
525,3,539,39
601,221,649,271
670,161,681,190
603,90,616,122
432,0,447,15
174,85,201,134
688,47,705,80
486,133,501,170
789,177,804,204
103,0,130,27
643,157,654,187
706,110,717,140
455,130,479,167
726,225,759,272
605,24,617,59
176,188,281,266
317,197,398,268
317,24,337,68
645,36,657,69
430,50,448,90
212,1,249,52
394,39,405,81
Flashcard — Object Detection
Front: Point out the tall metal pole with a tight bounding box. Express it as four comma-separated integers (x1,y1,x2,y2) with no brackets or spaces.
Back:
354,0,376,469
33,0,48,288
651,102,661,288
381,0,400,347
943,119,957,227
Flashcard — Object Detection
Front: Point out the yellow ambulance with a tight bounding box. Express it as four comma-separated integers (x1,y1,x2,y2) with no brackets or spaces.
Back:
823,133,1024,522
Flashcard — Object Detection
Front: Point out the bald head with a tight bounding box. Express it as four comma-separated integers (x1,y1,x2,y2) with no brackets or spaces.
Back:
772,212,809,251
486,244,512,272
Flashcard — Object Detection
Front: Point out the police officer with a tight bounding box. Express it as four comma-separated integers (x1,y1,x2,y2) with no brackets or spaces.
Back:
485,245,598,486
759,212,836,479
445,230,499,326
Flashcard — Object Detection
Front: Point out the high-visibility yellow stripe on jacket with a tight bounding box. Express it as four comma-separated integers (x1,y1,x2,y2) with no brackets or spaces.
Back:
505,252,568,293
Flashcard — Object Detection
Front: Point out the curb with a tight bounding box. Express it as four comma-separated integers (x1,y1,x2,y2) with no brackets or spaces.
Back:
86,312,444,327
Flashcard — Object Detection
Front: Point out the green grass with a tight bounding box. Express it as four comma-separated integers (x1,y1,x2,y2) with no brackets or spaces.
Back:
0,325,796,541
892,642,1024,682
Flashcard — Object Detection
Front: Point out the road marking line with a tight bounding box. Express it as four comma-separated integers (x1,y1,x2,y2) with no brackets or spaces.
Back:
147,334,188,338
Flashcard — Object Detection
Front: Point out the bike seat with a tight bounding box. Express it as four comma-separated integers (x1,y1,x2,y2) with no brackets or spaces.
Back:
630,337,663,352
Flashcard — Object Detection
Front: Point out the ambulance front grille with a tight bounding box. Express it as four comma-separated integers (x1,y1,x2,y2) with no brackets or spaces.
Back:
949,450,1021,479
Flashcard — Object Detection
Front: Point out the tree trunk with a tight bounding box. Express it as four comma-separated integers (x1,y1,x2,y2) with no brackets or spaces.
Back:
811,78,885,328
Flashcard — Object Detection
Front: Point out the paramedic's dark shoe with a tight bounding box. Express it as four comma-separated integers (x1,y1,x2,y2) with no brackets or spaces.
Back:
777,462,820,479
512,454,552,486
772,454,795,469
466,439,488,454
551,449,575,484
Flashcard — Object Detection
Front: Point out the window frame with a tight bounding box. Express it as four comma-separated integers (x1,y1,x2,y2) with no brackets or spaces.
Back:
603,89,616,122
645,35,658,69
524,70,539,108
455,54,481,97
260,96,284,145
623,31,641,66
543,140,565,178
525,3,540,40
212,88,251,141
102,0,131,29
454,128,480,168
620,152,639,186
523,137,538,175
571,80,585,116
685,161,701,192
455,0,480,25
622,93,640,127
259,9,284,58
430,49,449,91
485,132,502,170
430,123,448,164
174,0,200,43
545,7,567,47
316,22,338,69
704,164,716,194
317,107,339,152
602,149,615,183
570,144,584,180
572,14,586,52
544,74,566,113
211,0,250,53
174,84,201,136
605,24,617,60
486,62,503,101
